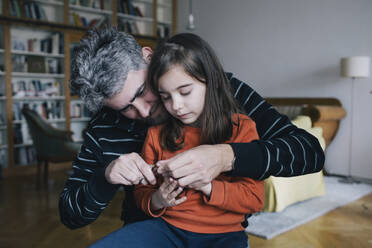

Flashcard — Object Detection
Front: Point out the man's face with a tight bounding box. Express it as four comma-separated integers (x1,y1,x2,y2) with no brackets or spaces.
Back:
105,68,167,125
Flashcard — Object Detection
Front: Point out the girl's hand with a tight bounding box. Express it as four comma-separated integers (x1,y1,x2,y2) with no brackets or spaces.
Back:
151,177,187,211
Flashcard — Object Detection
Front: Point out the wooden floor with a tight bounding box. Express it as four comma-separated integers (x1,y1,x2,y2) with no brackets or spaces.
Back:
0,170,372,248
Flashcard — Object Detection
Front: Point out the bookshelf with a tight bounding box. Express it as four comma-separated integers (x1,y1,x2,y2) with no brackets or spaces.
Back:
10,26,66,167
0,25,7,172
0,0,177,177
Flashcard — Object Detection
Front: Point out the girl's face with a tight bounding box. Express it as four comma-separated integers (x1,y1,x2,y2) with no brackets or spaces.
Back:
158,65,206,125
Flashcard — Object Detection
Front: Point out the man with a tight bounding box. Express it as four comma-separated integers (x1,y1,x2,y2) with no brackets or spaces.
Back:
59,27,324,229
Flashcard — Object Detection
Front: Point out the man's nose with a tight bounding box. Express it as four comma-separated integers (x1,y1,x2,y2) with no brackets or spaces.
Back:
133,99,152,118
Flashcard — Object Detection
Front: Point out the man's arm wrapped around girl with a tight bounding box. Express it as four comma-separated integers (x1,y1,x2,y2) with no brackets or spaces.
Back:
227,73,325,180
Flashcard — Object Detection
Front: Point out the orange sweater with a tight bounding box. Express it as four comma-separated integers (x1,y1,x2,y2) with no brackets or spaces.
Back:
135,114,264,234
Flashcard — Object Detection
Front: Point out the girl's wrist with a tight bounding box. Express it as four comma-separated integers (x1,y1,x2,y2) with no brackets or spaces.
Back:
151,191,163,211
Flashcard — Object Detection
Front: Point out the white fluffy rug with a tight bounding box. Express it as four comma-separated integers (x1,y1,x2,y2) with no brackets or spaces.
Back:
245,176,372,239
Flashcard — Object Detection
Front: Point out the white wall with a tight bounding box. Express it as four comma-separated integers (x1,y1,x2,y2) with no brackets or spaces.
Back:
177,0,372,178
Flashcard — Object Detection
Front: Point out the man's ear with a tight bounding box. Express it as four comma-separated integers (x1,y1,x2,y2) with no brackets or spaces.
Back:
142,47,153,64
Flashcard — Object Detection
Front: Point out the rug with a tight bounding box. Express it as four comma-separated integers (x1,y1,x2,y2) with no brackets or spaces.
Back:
245,176,372,239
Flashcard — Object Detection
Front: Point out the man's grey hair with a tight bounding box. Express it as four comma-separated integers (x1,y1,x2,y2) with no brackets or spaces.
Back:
70,27,146,113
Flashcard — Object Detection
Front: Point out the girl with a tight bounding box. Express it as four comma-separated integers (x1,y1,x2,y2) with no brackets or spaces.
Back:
134,33,264,247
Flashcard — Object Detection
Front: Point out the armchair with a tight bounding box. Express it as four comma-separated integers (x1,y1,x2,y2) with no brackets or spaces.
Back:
22,107,81,186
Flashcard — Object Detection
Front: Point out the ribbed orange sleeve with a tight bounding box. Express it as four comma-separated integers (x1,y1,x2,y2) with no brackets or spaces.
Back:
202,118,264,214
203,177,264,214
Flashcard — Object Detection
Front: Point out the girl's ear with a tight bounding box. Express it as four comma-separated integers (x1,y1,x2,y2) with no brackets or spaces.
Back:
142,47,153,64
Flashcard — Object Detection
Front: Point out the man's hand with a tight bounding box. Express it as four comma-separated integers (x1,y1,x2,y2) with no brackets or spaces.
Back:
156,144,235,188
105,152,156,185
151,177,186,211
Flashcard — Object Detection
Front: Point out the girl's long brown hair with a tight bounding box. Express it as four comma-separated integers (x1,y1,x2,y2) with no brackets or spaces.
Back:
147,33,243,152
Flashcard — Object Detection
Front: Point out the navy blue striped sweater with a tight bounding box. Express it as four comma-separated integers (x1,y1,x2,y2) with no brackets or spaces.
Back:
59,73,325,229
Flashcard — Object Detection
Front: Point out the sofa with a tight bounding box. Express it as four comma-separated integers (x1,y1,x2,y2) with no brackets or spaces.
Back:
261,97,346,212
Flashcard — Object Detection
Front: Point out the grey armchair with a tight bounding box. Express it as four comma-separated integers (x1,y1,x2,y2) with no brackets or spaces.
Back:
22,107,81,186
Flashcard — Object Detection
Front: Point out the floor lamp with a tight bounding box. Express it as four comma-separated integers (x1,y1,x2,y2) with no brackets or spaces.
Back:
340,56,370,183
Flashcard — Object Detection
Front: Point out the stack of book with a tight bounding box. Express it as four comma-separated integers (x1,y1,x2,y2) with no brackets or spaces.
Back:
12,80,61,98
12,33,64,55
0,131,5,146
118,0,144,17
10,0,48,21
70,101,91,118
70,0,105,9
13,101,63,122
118,19,139,35
71,13,109,28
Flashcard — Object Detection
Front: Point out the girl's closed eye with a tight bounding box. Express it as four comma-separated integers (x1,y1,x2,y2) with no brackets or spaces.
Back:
160,94,170,101
180,90,191,96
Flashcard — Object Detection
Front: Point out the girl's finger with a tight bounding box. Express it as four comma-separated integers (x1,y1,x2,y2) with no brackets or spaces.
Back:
169,187,183,200
164,180,178,195
173,196,187,206
167,187,180,201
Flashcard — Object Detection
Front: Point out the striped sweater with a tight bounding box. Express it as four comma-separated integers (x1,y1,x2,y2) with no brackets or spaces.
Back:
59,73,325,229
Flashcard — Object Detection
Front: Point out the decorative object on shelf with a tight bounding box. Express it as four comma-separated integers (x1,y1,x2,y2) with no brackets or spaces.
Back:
186,0,195,30
340,56,370,182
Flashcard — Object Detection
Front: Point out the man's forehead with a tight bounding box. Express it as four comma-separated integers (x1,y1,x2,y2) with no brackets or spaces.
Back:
124,69,146,91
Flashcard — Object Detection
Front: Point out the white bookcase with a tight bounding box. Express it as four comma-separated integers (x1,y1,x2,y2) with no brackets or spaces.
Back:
0,26,7,171
9,26,66,166
0,0,177,175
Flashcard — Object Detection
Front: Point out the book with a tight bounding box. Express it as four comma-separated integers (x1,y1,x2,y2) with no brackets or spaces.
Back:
22,2,47,20
21,122,31,144
51,33,60,54
118,0,129,14
19,0,26,18
92,16,109,29
33,2,41,19
0,114,4,125
38,5,48,21
11,55,27,72
15,147,29,165
12,80,27,97
127,0,135,15
0,130,4,146
45,58,59,74
9,0,17,17
24,3,31,18
29,3,37,19
72,12,83,26
58,33,64,55
134,6,144,17
0,150,6,171
27,56,45,73
11,37,27,51
13,123,23,144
